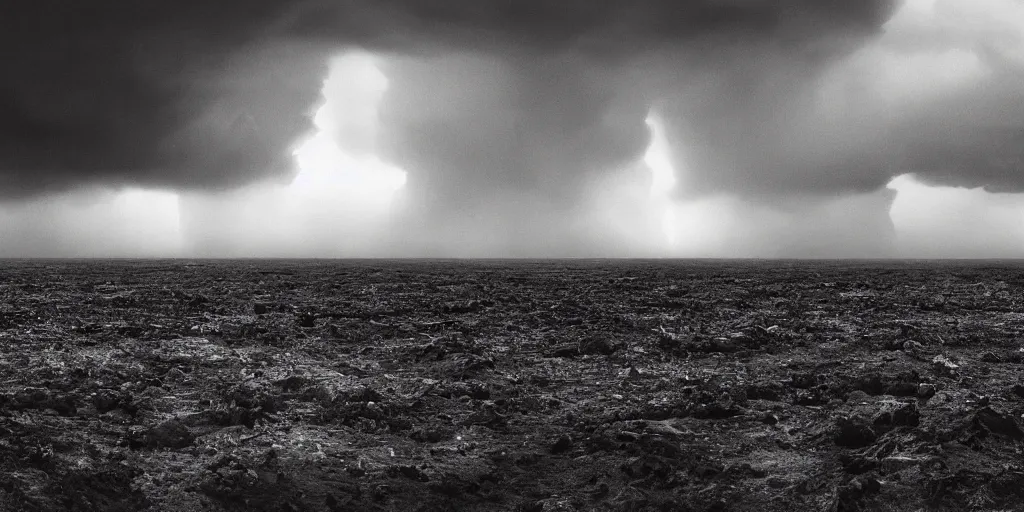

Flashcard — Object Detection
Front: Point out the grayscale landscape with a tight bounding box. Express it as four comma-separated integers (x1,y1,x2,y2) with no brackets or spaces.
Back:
3,1,1024,511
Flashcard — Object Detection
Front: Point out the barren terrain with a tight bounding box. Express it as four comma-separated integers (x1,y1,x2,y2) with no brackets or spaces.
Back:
1,260,1024,511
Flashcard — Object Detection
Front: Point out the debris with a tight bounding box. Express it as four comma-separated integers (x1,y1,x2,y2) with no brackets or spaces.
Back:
917,383,937,400
296,313,317,328
903,340,925,352
579,336,619,356
873,401,920,428
93,389,131,413
550,435,573,455
932,354,960,377
880,456,924,475
973,407,1024,440
141,418,195,449
837,476,881,508
835,416,877,448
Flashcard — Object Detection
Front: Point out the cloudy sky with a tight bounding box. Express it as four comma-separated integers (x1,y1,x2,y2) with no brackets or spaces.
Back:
1,0,1022,257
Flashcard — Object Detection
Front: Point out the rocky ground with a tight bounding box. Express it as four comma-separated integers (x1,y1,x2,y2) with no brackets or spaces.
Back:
1,260,1023,511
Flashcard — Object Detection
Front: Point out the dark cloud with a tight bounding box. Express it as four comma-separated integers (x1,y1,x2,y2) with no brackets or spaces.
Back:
290,0,895,57
1,0,897,200
352,0,901,230
649,29,1024,198
373,52,652,229
0,0,327,197
895,68,1024,193
8,0,1020,218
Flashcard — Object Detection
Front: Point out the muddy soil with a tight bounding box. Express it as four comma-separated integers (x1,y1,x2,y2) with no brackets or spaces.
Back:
1,260,1024,511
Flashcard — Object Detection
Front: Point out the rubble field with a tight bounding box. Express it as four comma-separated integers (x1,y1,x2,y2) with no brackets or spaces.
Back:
1,259,1024,511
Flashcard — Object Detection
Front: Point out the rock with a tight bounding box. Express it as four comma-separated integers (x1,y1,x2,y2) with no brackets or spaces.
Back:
276,375,309,392
793,388,828,406
437,380,490,400
981,352,1002,363
903,340,925,352
932,354,959,377
644,420,688,439
887,380,920,397
11,387,77,415
621,455,672,479
922,294,946,310
855,374,886,396
897,323,916,337
917,383,937,400
626,366,641,381
228,381,280,413
550,435,573,455
441,300,483,314
835,416,877,448
694,462,724,479
388,465,430,482
144,418,195,449
326,493,348,512
585,482,611,500
695,401,743,419
789,372,818,389
761,413,779,426
973,407,1024,440
459,404,506,428
839,454,879,475
873,401,920,428
410,427,452,443
296,313,317,328
747,382,784,402
12,387,50,409
46,394,78,416
164,367,189,382
665,287,686,298
207,405,261,428
254,303,269,315
846,390,870,402
731,463,768,478
579,336,619,356
838,476,881,507
440,353,495,380
708,337,740,353
548,344,579,358
880,456,923,474
1012,384,1024,399
883,339,905,351
93,389,128,413
304,384,336,406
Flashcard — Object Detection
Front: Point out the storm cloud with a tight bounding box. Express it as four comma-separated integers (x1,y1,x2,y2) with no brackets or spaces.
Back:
1,0,896,198
1,0,1023,257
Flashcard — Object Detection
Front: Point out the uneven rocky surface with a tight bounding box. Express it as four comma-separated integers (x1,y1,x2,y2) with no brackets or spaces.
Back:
1,260,1023,511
